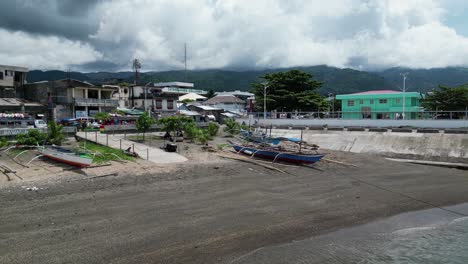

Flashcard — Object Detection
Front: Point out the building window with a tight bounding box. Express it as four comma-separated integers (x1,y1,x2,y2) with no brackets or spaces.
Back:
0,72,3,80
396,98,401,104
359,99,363,104
167,99,174,110
379,99,387,104
156,99,162,109
347,100,354,106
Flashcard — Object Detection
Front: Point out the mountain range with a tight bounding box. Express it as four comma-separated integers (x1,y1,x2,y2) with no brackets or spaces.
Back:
26,66,468,95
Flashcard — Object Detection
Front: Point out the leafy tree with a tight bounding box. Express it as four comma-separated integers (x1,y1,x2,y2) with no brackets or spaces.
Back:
47,121,65,145
16,130,48,146
250,69,325,112
206,89,215,99
136,112,155,140
157,115,194,134
422,84,468,112
181,99,195,104
93,112,111,122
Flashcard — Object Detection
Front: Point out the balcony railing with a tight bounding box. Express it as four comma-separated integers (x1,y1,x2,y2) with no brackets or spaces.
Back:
74,98,119,107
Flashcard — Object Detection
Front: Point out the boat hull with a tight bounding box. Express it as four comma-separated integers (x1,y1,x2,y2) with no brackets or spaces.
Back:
40,148,93,167
232,145,324,164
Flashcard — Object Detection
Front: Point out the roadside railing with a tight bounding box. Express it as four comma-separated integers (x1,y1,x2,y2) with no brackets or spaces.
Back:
241,111,468,120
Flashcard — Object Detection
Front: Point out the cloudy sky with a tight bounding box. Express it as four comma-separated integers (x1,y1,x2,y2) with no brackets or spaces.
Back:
1,0,468,72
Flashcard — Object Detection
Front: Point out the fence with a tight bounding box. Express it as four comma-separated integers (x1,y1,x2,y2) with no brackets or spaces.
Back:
0,126,77,137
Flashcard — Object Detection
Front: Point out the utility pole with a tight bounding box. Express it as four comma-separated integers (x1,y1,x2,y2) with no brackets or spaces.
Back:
263,83,269,121
401,72,409,120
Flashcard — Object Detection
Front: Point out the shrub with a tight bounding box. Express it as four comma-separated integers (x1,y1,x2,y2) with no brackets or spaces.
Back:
184,122,199,141
207,122,219,137
48,121,65,145
16,129,47,146
223,118,240,136
195,129,210,144
0,137,9,148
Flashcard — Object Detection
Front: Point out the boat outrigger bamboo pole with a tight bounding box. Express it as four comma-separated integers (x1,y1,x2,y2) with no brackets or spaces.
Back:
299,129,303,153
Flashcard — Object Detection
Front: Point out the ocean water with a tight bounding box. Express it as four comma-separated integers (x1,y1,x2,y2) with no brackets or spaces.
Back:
231,203,468,264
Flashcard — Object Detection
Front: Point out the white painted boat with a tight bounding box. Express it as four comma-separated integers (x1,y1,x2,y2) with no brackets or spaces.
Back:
39,146,93,167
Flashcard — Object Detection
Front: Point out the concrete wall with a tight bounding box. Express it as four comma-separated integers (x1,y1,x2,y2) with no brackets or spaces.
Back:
268,129,468,160
238,118,468,129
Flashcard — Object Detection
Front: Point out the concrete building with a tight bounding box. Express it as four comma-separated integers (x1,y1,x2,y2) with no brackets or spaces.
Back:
336,90,422,119
130,85,178,113
24,79,121,120
130,82,208,114
187,104,223,121
153,82,207,95
215,90,253,101
203,95,246,113
0,65,44,115
0,64,28,97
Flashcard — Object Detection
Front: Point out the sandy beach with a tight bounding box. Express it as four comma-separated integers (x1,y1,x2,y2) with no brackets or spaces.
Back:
1,139,468,263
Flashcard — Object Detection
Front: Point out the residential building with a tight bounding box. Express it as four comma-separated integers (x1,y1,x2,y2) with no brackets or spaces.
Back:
130,85,178,113
24,79,122,120
153,82,207,95
130,82,208,114
204,95,246,113
336,90,422,119
187,104,223,121
0,65,42,115
215,90,254,101
0,64,28,98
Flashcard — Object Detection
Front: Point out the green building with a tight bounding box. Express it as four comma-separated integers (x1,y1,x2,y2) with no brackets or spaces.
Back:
336,90,422,119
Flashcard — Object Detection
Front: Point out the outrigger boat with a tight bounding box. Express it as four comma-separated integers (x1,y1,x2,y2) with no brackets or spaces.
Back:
38,146,93,167
231,143,324,164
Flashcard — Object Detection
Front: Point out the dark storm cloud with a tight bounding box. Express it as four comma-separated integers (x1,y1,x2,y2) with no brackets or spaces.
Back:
0,0,102,40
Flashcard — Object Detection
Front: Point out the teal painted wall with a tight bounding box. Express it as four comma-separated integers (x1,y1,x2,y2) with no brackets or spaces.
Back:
336,92,422,119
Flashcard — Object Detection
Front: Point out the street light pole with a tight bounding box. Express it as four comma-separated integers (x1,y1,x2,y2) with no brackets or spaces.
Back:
401,73,409,120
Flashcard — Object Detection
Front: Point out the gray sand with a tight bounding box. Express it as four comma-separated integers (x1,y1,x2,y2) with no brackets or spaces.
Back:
1,151,468,264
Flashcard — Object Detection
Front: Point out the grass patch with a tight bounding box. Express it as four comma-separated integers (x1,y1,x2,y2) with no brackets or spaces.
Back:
79,141,134,164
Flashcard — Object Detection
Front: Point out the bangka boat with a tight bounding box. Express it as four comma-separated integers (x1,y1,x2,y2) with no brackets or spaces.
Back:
231,143,324,164
39,146,93,167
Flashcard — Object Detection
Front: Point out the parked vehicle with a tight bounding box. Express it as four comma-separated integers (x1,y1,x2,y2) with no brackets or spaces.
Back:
34,119,47,128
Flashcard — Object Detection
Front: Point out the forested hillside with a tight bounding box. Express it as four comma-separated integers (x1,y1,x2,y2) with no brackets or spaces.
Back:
27,66,468,95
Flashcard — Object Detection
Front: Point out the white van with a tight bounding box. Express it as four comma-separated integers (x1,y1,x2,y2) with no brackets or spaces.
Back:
34,119,47,128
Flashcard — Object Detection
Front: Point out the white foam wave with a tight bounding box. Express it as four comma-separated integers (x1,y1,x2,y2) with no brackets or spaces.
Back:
392,226,437,235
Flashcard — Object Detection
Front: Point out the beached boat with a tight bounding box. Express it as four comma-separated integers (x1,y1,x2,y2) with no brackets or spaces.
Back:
231,143,324,164
240,130,303,145
39,146,93,167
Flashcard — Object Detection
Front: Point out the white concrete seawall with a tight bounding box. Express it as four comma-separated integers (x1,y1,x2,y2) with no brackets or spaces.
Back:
268,129,468,160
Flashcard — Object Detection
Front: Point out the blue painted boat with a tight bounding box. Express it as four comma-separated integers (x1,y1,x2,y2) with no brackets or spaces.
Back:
232,144,324,164
240,130,301,145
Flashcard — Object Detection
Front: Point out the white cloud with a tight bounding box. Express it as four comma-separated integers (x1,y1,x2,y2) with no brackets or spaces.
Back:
0,29,102,70
3,0,468,70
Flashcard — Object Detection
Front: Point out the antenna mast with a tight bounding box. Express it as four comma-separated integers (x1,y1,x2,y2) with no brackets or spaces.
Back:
132,59,141,85
184,43,187,82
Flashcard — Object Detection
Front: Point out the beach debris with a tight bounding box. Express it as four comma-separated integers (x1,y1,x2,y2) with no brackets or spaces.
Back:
215,152,287,174
22,186,40,191
322,158,358,167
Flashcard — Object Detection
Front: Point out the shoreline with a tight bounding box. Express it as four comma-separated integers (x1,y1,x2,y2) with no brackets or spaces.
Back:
1,148,468,263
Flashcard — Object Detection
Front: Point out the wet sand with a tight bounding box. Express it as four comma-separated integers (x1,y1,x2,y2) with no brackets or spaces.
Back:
1,150,468,264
